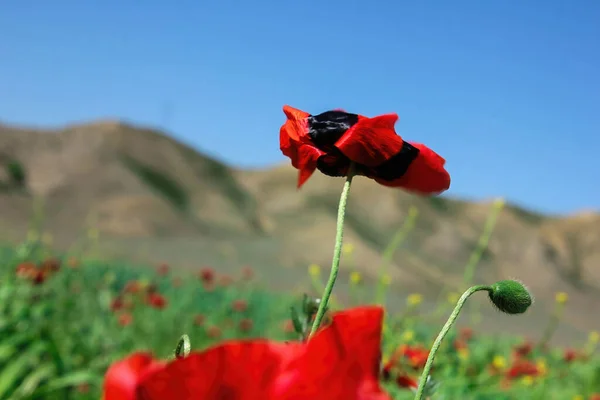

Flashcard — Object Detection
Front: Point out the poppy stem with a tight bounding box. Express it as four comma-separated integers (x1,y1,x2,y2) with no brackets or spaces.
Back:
309,163,357,338
413,285,492,400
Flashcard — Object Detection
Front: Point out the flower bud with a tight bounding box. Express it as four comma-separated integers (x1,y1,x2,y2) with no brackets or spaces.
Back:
302,295,323,317
174,334,191,359
488,280,533,314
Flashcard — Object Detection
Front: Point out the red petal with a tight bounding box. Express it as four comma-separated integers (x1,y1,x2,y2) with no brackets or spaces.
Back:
296,144,323,188
271,306,391,400
375,142,450,194
335,114,404,167
137,341,302,400
281,105,310,142
103,352,165,400
280,105,323,187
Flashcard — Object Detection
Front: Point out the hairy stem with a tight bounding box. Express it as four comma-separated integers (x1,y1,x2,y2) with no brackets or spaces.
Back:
413,285,492,400
309,164,356,337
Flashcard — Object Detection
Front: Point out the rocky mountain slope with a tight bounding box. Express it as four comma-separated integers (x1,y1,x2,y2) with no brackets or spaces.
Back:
1,120,598,339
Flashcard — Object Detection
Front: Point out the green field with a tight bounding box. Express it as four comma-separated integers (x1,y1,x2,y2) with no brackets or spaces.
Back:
0,226,598,400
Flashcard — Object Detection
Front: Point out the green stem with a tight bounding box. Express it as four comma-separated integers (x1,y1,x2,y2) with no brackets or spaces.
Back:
537,303,564,351
309,164,356,337
462,199,504,286
375,206,419,305
413,285,492,400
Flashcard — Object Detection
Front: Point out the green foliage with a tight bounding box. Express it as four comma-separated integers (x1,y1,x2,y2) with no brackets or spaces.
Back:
0,236,598,399
121,156,189,211
6,160,26,187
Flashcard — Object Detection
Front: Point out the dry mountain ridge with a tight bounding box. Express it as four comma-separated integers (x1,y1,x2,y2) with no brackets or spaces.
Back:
1,120,599,338
0,120,264,243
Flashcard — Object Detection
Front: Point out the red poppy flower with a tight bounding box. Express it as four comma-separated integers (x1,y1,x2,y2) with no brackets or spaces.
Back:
563,348,579,363
385,344,429,371
279,105,450,194
395,374,418,390
505,359,539,379
145,293,167,309
103,306,392,400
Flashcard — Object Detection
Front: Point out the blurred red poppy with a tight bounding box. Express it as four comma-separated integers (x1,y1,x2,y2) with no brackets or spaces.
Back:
103,306,391,400
280,105,450,194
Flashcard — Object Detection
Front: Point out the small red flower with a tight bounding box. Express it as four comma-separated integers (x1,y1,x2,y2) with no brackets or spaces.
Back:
124,281,142,294
385,344,429,372
395,374,418,390
280,105,450,194
206,326,222,339
505,359,538,379
15,262,36,278
563,348,579,363
32,269,48,285
459,327,474,341
156,263,169,276
512,341,533,359
199,267,215,284
110,297,126,312
231,299,248,313
238,318,253,333
103,306,392,400
146,293,167,310
241,266,254,281
118,313,133,327
453,339,468,350
40,257,61,273
193,314,205,326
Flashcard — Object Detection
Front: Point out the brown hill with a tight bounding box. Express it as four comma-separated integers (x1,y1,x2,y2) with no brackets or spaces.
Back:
1,120,598,342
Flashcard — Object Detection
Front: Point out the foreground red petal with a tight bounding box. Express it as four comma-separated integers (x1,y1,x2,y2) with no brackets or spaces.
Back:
103,353,165,400
271,306,391,400
138,341,300,400
335,114,404,167
135,306,390,400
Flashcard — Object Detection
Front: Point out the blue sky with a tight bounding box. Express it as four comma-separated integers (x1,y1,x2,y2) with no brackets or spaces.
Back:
1,0,598,215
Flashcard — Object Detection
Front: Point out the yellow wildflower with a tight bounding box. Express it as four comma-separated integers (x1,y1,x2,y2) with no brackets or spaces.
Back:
308,264,321,277
402,330,415,342
521,376,534,386
407,293,423,306
342,243,355,256
555,292,568,305
350,271,362,285
572,395,584,400
536,359,547,376
589,331,599,344
447,292,460,304
380,274,392,286
458,348,470,361
492,355,507,370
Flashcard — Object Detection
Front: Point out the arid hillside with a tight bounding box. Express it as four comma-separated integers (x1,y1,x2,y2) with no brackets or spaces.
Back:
1,120,598,341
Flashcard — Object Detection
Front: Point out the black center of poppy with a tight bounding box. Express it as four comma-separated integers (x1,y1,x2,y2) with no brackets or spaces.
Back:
370,141,420,181
307,111,360,149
